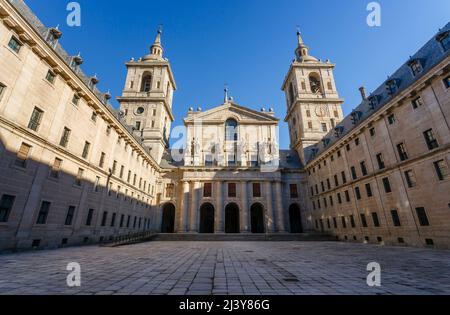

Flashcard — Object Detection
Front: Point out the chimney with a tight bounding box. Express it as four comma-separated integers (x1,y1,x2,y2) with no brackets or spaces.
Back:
359,86,367,101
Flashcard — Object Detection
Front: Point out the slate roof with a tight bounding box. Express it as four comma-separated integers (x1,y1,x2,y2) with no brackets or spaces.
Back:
307,21,450,164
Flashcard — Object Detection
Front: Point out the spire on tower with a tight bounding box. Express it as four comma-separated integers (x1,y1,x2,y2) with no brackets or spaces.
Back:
143,26,164,61
294,28,318,63
224,84,229,103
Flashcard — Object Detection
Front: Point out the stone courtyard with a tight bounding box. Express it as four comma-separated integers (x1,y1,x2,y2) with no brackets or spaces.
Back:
0,241,449,295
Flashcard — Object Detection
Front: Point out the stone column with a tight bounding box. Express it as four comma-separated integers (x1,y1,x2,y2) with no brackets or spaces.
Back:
240,181,249,232
274,181,286,232
180,181,190,232
215,181,224,233
189,182,199,232
264,181,275,232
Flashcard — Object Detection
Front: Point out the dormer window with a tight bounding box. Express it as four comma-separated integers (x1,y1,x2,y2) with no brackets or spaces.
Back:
386,79,398,95
334,126,344,138
351,111,363,125
46,27,62,49
436,30,450,51
322,138,330,147
368,95,378,110
70,54,83,72
444,75,450,89
72,93,80,105
8,36,22,54
89,76,99,90
408,59,423,77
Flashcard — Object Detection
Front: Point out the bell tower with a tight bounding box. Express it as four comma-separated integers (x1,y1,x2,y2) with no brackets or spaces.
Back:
282,31,344,164
117,28,177,164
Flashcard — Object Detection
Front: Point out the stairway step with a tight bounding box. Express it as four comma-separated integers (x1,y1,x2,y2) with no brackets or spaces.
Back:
151,233,336,242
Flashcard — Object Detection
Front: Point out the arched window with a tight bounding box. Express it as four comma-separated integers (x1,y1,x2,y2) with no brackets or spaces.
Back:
141,74,152,92
225,119,238,141
309,73,322,94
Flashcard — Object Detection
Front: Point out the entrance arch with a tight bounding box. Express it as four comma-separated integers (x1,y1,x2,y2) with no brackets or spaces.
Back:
199,203,215,233
250,203,265,233
161,203,175,233
289,203,303,233
225,203,240,233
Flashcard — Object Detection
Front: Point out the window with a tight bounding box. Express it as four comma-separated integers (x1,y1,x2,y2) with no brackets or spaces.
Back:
0,195,15,223
409,60,422,76
372,212,380,227
397,143,408,161
49,158,62,179
444,76,450,88
423,129,439,150
65,206,76,225
415,207,430,226
341,217,347,228
135,121,141,131
225,119,238,141
101,211,108,226
36,201,51,224
111,160,118,175
15,142,31,168
72,94,80,105
355,138,360,146
391,210,401,227
86,209,94,226
8,36,22,53
360,214,368,227
333,217,337,228
321,123,327,132
290,184,298,198
59,127,71,147
345,190,350,202
308,121,313,129
365,183,373,197
411,96,423,109
376,153,385,169
346,144,350,151
28,107,44,131
0,83,6,101
329,195,334,206
437,31,450,51
351,166,357,180
337,150,341,158
334,175,339,187
120,214,125,228
360,161,368,176
350,215,356,228
369,127,376,137
434,159,449,180
382,177,392,193
337,193,342,204
82,141,90,159
204,183,212,197
355,187,361,200
99,152,106,168
111,213,116,227
142,74,152,92
228,183,237,197
91,112,97,122
309,74,322,94
253,183,261,198
330,119,336,128
45,70,56,84
306,110,311,117
94,176,100,192
341,171,347,184
404,170,417,188
120,165,124,178
387,114,396,125
165,184,174,198
289,83,295,104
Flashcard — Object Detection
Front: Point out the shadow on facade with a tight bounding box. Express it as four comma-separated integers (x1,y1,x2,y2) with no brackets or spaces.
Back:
0,139,156,252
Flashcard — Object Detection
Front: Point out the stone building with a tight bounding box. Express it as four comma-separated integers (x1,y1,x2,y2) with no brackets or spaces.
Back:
0,0,449,251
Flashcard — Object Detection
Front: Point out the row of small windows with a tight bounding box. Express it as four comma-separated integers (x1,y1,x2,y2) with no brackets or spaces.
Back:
311,157,448,201
0,195,151,229
309,123,441,176
313,207,430,232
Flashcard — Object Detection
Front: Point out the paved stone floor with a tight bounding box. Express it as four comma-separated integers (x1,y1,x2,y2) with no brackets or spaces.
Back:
0,241,449,295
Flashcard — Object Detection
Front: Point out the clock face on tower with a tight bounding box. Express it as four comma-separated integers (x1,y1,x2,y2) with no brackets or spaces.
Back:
315,105,327,117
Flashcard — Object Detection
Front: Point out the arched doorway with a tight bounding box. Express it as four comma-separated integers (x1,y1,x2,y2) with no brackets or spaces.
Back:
225,203,240,233
199,203,215,233
250,203,265,233
161,203,175,233
289,204,303,233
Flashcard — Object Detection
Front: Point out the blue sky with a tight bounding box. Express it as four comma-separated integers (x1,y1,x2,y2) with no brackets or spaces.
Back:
26,0,450,149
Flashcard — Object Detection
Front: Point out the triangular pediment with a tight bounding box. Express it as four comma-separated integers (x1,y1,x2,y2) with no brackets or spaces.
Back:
184,102,279,124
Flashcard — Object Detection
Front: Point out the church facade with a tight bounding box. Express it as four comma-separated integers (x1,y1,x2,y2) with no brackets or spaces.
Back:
0,0,449,251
